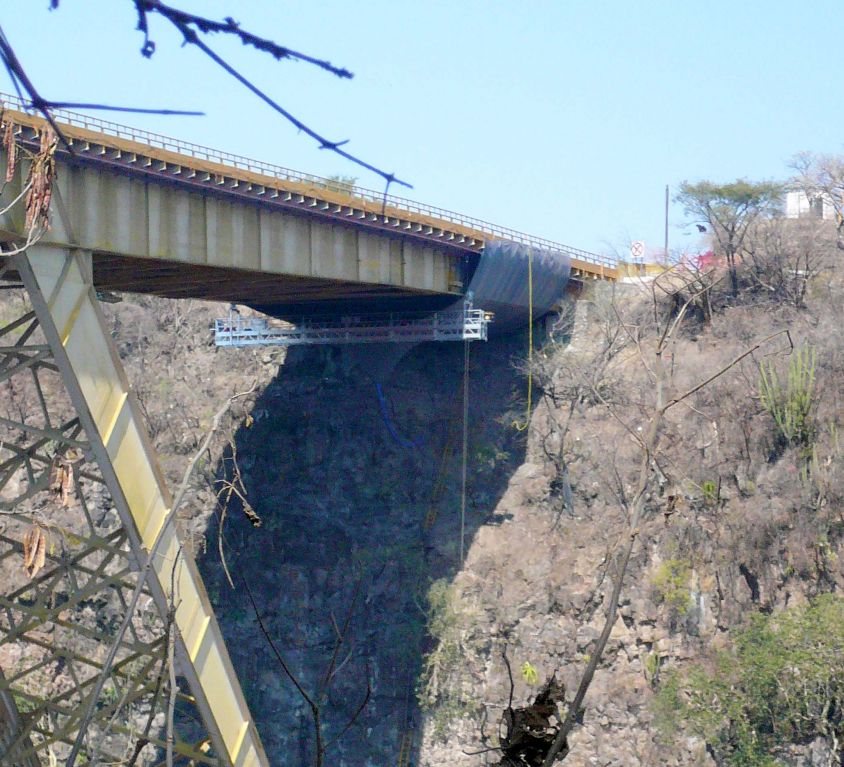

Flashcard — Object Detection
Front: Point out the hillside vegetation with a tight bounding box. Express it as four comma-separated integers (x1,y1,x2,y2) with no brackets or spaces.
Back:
418,212,844,767
97,209,844,767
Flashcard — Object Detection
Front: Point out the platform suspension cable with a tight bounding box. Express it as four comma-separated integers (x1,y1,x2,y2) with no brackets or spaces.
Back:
460,339,470,566
513,248,534,431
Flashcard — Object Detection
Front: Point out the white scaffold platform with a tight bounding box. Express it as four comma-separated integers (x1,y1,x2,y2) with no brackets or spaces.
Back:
215,300,491,348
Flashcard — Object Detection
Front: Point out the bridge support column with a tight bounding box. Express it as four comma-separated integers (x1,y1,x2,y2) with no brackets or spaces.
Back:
0,248,268,766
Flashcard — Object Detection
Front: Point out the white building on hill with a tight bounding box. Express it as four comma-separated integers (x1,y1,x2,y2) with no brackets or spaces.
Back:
784,189,836,220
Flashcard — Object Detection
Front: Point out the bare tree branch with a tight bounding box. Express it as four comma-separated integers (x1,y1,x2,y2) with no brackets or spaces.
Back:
130,1,352,77
22,2,413,190
241,577,325,765
162,22,410,191
662,329,791,413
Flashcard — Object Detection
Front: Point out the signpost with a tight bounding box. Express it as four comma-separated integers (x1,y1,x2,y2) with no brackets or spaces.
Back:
630,241,646,277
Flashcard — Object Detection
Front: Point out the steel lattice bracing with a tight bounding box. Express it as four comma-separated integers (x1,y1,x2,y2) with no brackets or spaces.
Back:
0,250,268,766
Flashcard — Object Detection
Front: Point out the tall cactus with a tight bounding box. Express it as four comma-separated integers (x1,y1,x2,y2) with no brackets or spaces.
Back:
759,344,817,451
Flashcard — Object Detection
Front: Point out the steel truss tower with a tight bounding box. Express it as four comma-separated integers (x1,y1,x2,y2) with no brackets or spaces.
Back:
0,249,267,766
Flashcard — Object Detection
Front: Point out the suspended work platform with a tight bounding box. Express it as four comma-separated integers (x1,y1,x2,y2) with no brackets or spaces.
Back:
215,299,491,348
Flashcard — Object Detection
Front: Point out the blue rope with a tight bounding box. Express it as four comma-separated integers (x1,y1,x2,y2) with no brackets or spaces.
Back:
375,382,424,449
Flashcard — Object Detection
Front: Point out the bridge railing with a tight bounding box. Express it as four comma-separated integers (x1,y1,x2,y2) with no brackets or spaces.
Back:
1,93,615,270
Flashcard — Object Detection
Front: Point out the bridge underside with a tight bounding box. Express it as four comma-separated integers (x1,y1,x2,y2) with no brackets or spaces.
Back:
91,253,453,311
0,251,459,318
0,106,619,326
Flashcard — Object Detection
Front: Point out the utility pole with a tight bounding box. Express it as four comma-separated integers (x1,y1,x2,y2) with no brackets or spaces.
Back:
664,184,669,264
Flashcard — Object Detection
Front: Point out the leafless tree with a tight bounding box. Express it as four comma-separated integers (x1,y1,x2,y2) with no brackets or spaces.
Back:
530,286,631,522
743,216,835,308
241,575,372,767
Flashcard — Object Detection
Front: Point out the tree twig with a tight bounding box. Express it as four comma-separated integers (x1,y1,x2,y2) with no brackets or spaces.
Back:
130,0,353,78
172,381,256,515
503,645,515,713
662,329,791,413
241,577,325,764
166,24,410,190
6,4,413,188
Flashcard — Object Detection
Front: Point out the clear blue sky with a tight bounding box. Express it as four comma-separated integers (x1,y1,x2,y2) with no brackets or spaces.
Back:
3,1,843,259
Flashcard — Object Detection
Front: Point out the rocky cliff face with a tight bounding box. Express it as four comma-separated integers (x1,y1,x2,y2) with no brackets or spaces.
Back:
412,274,844,767
90,254,843,767
194,337,529,767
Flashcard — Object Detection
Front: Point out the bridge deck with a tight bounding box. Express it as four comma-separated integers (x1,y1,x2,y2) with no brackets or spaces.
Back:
0,95,616,304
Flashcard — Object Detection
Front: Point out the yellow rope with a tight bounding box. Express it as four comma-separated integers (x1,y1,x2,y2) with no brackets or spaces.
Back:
423,435,455,530
397,730,413,767
514,248,533,431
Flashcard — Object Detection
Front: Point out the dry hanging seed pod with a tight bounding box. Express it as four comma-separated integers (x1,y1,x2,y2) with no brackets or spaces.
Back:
241,497,261,528
3,112,17,183
48,452,78,507
48,456,61,492
24,126,57,231
59,462,74,507
22,525,47,578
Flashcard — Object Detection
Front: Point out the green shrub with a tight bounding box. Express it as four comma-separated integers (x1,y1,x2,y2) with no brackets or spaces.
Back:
12,692,38,715
651,558,692,617
654,594,844,765
759,344,817,454
643,652,661,685
521,661,539,685
417,580,480,738
700,479,719,506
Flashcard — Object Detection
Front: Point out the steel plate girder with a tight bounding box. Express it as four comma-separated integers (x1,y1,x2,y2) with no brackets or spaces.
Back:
0,159,458,298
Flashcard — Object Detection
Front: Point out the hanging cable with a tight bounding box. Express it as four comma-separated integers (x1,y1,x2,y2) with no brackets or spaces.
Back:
514,248,534,431
460,339,470,566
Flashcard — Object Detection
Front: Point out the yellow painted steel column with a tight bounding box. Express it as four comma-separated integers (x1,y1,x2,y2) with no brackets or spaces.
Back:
18,246,269,767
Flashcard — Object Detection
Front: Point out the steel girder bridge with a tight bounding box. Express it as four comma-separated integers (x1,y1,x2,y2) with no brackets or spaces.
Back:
0,96,616,766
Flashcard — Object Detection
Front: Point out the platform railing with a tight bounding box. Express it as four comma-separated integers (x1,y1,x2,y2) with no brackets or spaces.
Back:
215,301,490,347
